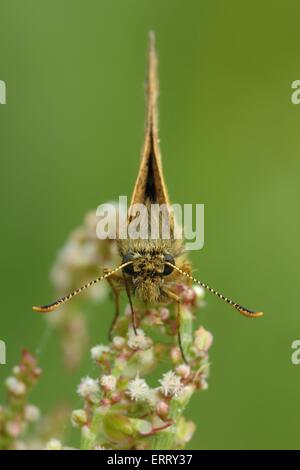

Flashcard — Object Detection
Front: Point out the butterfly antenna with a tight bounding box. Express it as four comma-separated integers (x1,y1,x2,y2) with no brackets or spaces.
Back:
166,263,263,318
32,261,132,313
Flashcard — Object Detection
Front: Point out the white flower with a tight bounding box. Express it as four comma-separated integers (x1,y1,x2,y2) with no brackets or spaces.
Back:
127,328,152,350
112,336,126,350
5,377,26,396
159,308,170,320
45,438,63,450
159,371,183,397
175,364,191,379
90,345,110,361
100,374,117,392
24,405,40,422
194,285,206,308
156,401,169,418
127,376,151,402
12,366,21,376
193,284,205,300
5,421,22,438
77,376,100,403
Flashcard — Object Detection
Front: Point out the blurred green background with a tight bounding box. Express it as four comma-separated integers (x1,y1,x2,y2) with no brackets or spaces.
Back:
0,0,300,450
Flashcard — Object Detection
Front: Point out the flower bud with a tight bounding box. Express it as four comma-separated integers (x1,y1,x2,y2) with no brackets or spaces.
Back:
24,405,40,422
111,392,122,404
193,285,205,300
77,376,100,404
176,417,196,446
175,364,191,379
156,401,169,419
200,377,208,390
181,287,196,305
71,409,88,428
5,377,26,396
112,336,126,350
12,366,21,377
5,420,22,438
194,327,213,352
127,328,152,351
100,374,117,392
90,345,110,362
170,347,181,364
159,308,170,321
102,413,134,442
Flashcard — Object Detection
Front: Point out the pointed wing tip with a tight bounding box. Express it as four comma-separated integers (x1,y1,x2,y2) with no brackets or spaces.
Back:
148,31,157,54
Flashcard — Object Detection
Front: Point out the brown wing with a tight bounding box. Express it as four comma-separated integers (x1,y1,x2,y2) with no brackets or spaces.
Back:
130,32,170,209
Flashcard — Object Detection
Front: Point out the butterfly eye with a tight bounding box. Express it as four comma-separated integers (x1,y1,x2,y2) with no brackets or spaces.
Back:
163,254,175,275
122,252,135,276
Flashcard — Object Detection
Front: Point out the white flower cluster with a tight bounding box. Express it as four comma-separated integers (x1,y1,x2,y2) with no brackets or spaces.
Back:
127,376,151,402
91,344,110,361
112,336,126,350
127,328,152,351
5,377,26,396
100,375,117,392
77,376,100,403
127,368,187,405
159,371,183,397
24,405,40,422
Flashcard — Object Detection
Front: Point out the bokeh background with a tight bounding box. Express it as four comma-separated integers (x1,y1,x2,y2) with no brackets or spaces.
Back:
0,0,300,450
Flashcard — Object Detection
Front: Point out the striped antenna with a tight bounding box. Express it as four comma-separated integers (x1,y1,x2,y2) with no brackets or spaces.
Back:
166,263,263,318
32,261,132,313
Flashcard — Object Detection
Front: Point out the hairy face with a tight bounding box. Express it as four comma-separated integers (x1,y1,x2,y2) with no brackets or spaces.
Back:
121,251,175,302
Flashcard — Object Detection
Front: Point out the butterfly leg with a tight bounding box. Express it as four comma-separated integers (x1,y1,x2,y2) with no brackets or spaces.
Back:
164,289,188,364
123,274,138,334
104,271,121,340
